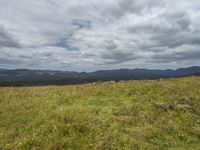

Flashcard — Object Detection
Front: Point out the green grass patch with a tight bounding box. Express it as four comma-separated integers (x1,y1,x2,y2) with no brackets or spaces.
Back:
0,77,200,149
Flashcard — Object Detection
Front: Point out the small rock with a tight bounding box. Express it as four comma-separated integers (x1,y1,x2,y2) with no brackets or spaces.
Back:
175,104,191,109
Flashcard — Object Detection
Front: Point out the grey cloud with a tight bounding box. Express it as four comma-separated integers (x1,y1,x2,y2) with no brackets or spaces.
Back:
72,20,91,30
102,0,164,19
100,51,140,64
150,45,200,63
0,58,23,65
0,0,200,71
0,47,85,71
0,26,21,48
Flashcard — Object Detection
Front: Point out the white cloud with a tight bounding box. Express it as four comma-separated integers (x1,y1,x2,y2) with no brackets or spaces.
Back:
0,0,200,71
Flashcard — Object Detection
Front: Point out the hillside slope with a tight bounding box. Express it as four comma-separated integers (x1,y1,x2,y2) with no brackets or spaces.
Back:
0,77,200,149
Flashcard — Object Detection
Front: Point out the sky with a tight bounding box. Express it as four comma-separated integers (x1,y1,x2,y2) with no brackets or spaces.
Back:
0,0,200,71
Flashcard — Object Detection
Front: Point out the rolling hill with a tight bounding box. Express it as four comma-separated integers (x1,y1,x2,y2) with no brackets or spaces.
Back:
0,66,200,86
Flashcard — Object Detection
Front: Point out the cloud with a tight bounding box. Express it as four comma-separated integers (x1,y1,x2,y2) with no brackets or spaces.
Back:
150,45,200,63
0,0,200,71
0,25,21,48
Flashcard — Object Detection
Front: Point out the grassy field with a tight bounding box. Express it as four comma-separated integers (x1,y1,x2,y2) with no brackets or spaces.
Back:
0,77,200,150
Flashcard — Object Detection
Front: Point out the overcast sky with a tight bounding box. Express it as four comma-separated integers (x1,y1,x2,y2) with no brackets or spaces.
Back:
0,0,200,71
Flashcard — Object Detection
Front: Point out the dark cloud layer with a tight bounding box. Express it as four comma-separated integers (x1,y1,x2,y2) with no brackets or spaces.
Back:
0,26,21,48
0,0,200,71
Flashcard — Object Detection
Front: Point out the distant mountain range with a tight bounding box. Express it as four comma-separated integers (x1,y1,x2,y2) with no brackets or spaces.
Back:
0,66,200,86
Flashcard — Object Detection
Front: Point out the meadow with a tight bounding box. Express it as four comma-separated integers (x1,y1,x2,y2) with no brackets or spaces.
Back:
0,77,200,150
